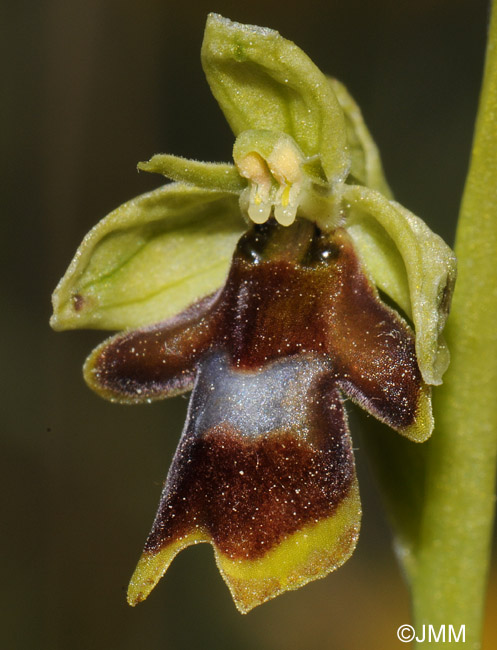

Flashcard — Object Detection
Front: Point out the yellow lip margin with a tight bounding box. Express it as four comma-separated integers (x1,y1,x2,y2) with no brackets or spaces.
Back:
400,380,434,443
127,479,361,613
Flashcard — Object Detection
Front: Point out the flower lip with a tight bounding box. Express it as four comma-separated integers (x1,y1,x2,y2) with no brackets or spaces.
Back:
128,348,361,612
73,213,434,613
86,219,433,442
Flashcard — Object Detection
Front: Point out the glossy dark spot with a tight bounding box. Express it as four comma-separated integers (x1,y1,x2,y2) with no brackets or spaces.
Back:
301,227,341,267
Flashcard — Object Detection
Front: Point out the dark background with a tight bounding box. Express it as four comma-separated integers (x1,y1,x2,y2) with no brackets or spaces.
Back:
3,1,496,648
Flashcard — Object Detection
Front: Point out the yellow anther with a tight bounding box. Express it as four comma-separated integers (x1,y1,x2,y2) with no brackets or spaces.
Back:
234,132,305,227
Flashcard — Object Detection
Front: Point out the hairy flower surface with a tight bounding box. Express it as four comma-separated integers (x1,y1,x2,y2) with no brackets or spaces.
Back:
51,15,456,613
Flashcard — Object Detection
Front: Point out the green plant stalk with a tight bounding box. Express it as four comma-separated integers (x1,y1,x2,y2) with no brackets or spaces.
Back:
408,2,497,647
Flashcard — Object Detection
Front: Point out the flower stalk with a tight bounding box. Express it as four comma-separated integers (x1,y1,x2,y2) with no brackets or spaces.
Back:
409,2,497,645
363,4,497,647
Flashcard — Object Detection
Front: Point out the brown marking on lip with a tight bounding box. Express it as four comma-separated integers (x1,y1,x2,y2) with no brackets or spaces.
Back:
318,229,424,431
217,225,424,431
128,475,361,612
87,220,426,429
144,376,355,560
84,292,222,402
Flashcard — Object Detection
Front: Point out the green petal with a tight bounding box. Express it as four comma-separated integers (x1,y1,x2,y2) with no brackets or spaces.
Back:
138,154,246,194
343,185,457,386
50,183,244,331
329,78,392,197
201,14,349,183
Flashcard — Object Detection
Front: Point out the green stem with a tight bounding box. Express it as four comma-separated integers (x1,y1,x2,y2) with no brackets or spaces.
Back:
408,2,497,647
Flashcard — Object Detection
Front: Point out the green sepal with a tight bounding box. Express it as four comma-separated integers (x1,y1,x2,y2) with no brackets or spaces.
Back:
329,78,392,197
50,183,244,331
138,154,246,194
201,14,350,184
343,185,457,386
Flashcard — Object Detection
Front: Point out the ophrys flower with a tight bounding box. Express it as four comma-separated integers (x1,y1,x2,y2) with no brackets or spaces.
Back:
51,14,456,613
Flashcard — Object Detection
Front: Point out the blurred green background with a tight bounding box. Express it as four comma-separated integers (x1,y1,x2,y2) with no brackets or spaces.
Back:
3,0,496,648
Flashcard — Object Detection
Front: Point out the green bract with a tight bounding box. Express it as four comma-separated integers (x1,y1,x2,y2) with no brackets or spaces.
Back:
50,13,456,386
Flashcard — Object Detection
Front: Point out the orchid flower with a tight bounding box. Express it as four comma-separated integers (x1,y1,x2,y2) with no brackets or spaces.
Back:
50,14,456,613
